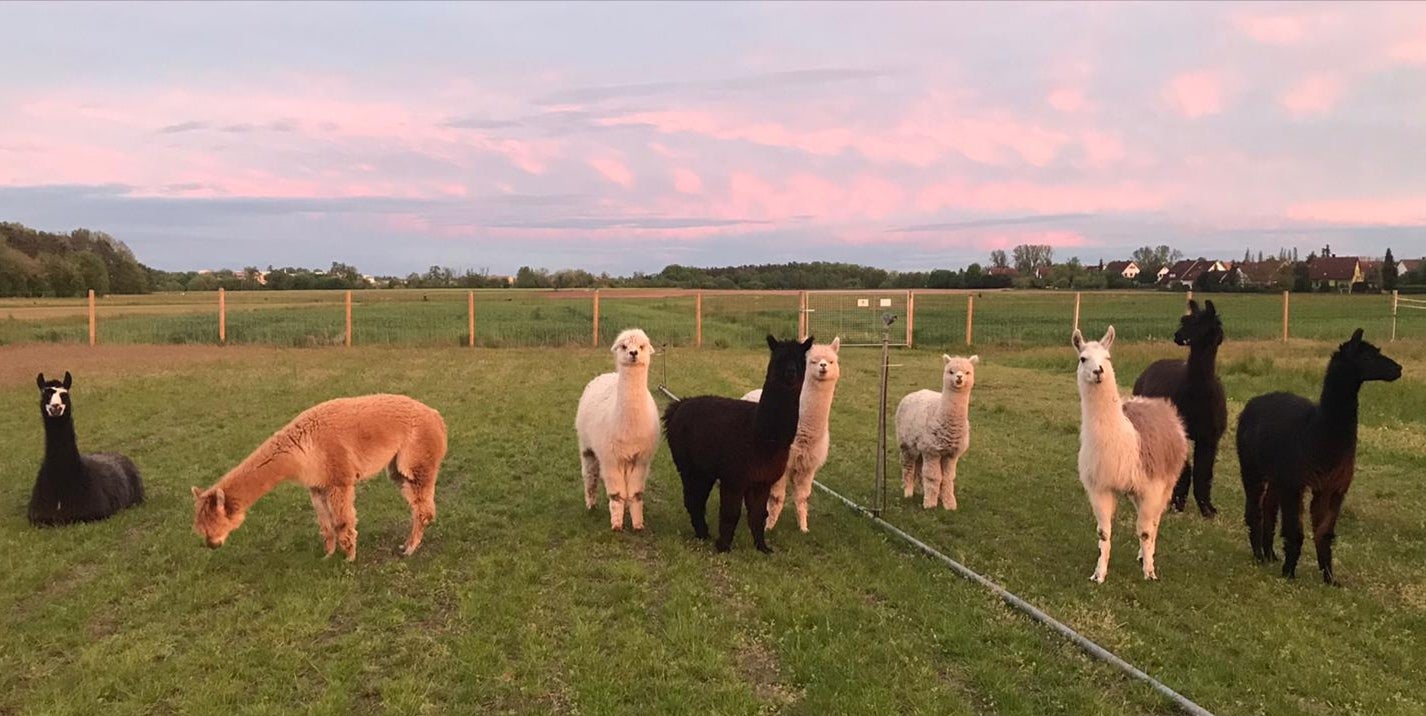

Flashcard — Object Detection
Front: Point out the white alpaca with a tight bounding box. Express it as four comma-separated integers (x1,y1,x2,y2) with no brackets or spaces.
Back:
742,337,842,533
576,328,660,531
1074,326,1189,583
896,354,978,510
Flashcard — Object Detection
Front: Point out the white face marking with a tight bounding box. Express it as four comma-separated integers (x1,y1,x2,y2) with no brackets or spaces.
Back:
45,388,68,417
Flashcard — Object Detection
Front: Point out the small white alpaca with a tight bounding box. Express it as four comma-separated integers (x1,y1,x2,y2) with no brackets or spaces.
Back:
896,354,978,510
742,337,842,533
1074,326,1189,583
576,328,660,531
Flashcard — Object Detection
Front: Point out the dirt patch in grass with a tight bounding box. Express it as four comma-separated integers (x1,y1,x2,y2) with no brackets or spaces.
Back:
0,344,272,387
707,563,802,709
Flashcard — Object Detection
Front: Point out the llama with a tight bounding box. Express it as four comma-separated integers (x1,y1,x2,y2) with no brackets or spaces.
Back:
576,328,660,531
27,372,144,526
1074,327,1189,583
1132,299,1228,517
741,336,842,533
1237,329,1401,584
191,394,447,561
896,354,978,510
664,335,812,553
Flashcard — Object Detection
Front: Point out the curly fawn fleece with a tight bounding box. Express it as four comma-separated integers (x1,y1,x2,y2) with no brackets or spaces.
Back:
192,394,447,561
897,353,978,510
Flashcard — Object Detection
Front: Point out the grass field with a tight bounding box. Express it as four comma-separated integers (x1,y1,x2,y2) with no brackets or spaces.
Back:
1,337,1423,715
0,289,1418,349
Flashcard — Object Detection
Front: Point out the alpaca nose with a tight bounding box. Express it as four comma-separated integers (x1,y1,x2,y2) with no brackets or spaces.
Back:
628,350,638,359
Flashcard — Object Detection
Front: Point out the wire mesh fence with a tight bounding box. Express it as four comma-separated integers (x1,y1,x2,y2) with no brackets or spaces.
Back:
0,288,1415,349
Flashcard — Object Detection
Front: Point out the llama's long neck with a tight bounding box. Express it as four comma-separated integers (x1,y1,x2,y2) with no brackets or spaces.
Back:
614,364,652,417
754,376,803,447
41,414,82,470
1186,339,1219,381
214,445,302,514
938,384,971,425
1312,357,1362,452
1079,376,1131,441
797,378,837,438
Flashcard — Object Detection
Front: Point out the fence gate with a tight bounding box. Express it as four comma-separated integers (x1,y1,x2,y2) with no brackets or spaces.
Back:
805,291,911,346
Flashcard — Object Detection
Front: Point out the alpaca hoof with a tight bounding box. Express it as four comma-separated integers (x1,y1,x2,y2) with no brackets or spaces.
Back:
798,525,809,534
611,524,624,532
1144,570,1159,581
1169,496,1187,513
714,541,732,553
1089,572,1106,584
632,525,644,533
1282,564,1297,579
943,500,957,511
1197,502,1218,518
1322,568,1336,586
756,543,774,555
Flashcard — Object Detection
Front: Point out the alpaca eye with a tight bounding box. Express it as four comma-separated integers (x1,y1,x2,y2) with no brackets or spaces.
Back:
1080,357,1087,363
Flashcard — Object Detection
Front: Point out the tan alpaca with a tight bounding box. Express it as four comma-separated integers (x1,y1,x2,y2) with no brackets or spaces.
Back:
1074,327,1188,583
743,337,842,533
191,394,447,561
897,354,978,510
576,328,660,531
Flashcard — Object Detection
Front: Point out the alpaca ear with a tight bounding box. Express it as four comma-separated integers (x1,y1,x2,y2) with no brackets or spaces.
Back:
943,354,952,364
62,372,72,389
766,334,778,351
801,336,814,351
969,355,980,365
1204,300,1217,316
1350,328,1364,344
1101,326,1116,350
1072,330,1085,352
1186,299,1200,316
36,373,45,390
211,489,226,513
610,340,621,353
830,336,840,353
191,486,203,499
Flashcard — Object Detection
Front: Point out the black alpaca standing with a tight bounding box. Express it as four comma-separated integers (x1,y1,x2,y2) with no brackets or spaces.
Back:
1132,299,1227,517
1237,329,1401,584
664,335,812,553
28,372,144,526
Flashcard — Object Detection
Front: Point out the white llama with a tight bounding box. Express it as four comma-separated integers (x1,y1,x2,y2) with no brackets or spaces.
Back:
896,354,978,510
576,328,660,531
1074,326,1189,583
741,337,842,532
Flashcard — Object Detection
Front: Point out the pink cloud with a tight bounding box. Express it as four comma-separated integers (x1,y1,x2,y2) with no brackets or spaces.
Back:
1047,87,1092,114
916,179,1170,214
1279,74,1344,117
672,167,703,194
1285,196,1426,225
1390,35,1426,65
1232,13,1311,46
1162,70,1226,119
587,157,634,188
1080,130,1126,167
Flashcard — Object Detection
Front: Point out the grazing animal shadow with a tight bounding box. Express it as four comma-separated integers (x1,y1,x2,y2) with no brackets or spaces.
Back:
28,372,144,527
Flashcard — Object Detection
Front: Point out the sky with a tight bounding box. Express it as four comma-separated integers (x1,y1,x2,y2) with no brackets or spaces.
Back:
1,1,1425,276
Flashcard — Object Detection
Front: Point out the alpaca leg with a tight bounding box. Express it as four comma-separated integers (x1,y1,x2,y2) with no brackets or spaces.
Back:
1279,486,1306,578
328,485,359,562
682,471,715,540
1260,483,1281,562
602,459,628,532
900,446,918,498
715,483,744,553
745,482,775,554
580,448,600,510
1136,485,1172,580
308,487,337,558
1088,490,1117,583
626,458,650,533
1310,490,1346,585
1243,473,1265,561
1170,458,1192,513
792,468,816,533
920,454,943,509
765,472,790,531
939,456,958,511
398,471,438,557
1191,438,1219,518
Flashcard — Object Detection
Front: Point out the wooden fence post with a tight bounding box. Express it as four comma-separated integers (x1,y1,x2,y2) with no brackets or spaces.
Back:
695,290,703,348
798,291,808,339
1073,291,1081,333
905,290,914,347
1186,288,1194,302
592,289,600,347
965,294,975,346
1281,290,1290,342
344,290,352,348
88,289,96,347
468,291,476,348
218,288,226,345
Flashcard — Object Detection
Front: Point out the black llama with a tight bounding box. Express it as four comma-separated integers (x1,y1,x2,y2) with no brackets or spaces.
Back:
28,372,144,526
1132,299,1227,517
664,335,812,553
1237,329,1401,584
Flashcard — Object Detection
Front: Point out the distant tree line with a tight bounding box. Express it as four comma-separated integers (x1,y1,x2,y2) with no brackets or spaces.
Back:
0,223,152,297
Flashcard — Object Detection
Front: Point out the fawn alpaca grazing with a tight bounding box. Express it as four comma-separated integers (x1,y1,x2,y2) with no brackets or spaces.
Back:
896,354,978,510
576,328,660,531
192,394,447,561
742,336,842,533
1237,329,1401,584
665,335,812,553
28,372,144,526
1074,328,1189,583
1133,299,1228,517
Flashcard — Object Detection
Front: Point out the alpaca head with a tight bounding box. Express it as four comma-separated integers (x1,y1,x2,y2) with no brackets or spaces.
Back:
1072,326,1117,388
36,372,73,419
191,486,245,549
1332,328,1402,384
806,337,841,385
611,328,654,370
940,354,978,392
1174,299,1224,348
766,334,814,389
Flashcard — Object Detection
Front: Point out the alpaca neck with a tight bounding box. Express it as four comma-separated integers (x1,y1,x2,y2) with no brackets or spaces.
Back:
214,448,301,515
1080,379,1129,437
754,380,802,445
938,385,971,424
1313,358,1361,450
1186,340,1219,380
798,379,837,436
42,415,82,469
614,364,651,413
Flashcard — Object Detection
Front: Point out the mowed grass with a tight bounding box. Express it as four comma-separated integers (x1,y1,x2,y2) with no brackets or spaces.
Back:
0,337,1421,715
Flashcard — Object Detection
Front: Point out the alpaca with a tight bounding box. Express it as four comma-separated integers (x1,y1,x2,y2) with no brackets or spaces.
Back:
665,335,812,553
741,337,842,533
1074,327,1189,583
191,394,447,561
27,372,144,526
576,328,660,531
1237,329,1401,584
1132,299,1228,517
896,354,979,510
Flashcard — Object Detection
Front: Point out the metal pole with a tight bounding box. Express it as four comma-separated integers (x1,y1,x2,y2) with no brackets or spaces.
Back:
1391,290,1399,342
875,318,892,516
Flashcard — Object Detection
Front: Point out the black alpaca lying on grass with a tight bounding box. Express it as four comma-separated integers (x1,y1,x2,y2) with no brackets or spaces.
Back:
1132,299,1228,517
664,335,812,553
1237,329,1401,584
28,372,144,526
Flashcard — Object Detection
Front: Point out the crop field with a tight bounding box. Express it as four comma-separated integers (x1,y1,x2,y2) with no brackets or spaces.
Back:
0,289,1418,350
1,333,1423,715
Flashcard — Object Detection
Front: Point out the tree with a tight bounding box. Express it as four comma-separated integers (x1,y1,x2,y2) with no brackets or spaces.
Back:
1383,248,1398,291
989,250,1009,269
1131,245,1183,271
1011,245,1053,274
74,251,111,296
